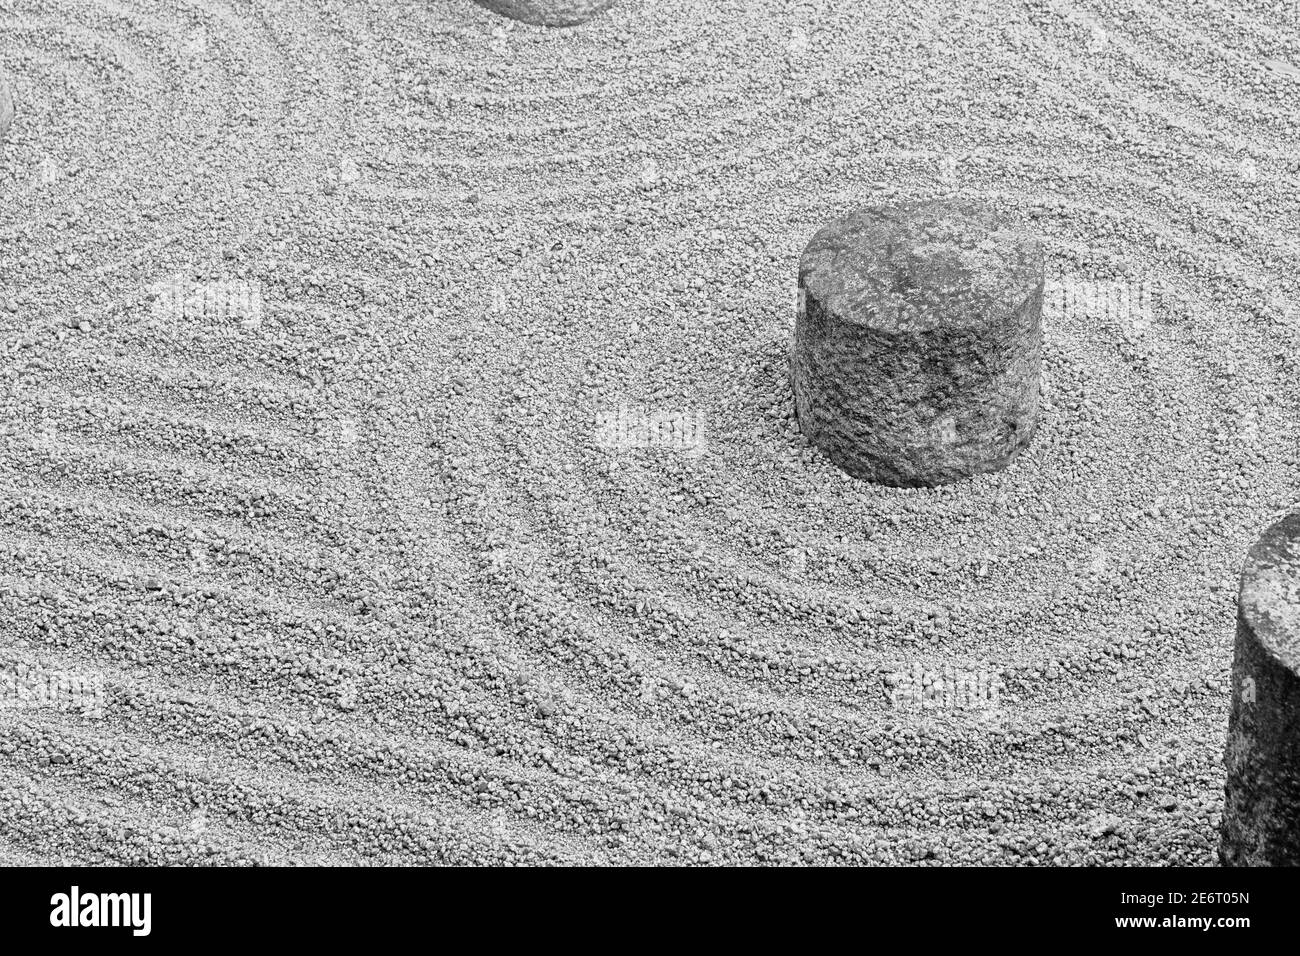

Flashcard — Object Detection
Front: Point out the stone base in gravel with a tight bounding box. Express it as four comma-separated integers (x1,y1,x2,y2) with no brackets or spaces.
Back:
472,0,618,26
791,199,1045,487
1221,511,1300,866
0,78,13,143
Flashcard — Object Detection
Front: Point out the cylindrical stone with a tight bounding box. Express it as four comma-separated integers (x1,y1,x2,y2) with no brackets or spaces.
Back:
0,78,13,144
790,199,1044,487
472,0,618,26
1220,512,1300,866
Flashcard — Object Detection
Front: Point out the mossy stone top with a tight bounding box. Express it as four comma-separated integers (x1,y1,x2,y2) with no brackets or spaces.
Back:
799,200,1044,333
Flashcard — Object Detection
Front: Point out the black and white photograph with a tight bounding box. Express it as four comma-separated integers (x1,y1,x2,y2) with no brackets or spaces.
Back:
0,0,1294,940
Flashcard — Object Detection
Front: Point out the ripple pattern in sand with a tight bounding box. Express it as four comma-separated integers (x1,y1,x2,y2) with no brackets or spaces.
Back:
3,0,1298,864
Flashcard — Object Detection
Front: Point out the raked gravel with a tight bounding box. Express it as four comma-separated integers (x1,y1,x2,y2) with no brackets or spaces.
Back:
1,0,1298,865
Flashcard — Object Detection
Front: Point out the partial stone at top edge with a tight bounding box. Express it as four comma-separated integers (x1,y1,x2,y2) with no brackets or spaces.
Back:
472,0,619,27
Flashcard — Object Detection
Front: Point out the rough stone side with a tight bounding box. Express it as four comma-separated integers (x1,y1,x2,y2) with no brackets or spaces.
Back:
472,0,619,26
0,78,13,144
1220,512,1300,866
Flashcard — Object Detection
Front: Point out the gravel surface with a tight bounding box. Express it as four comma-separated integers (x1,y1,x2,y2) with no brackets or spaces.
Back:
1,0,1298,866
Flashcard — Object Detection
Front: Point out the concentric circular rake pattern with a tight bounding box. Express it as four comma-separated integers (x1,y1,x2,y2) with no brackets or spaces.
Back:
1,0,1299,865
0,0,357,289
346,0,873,223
